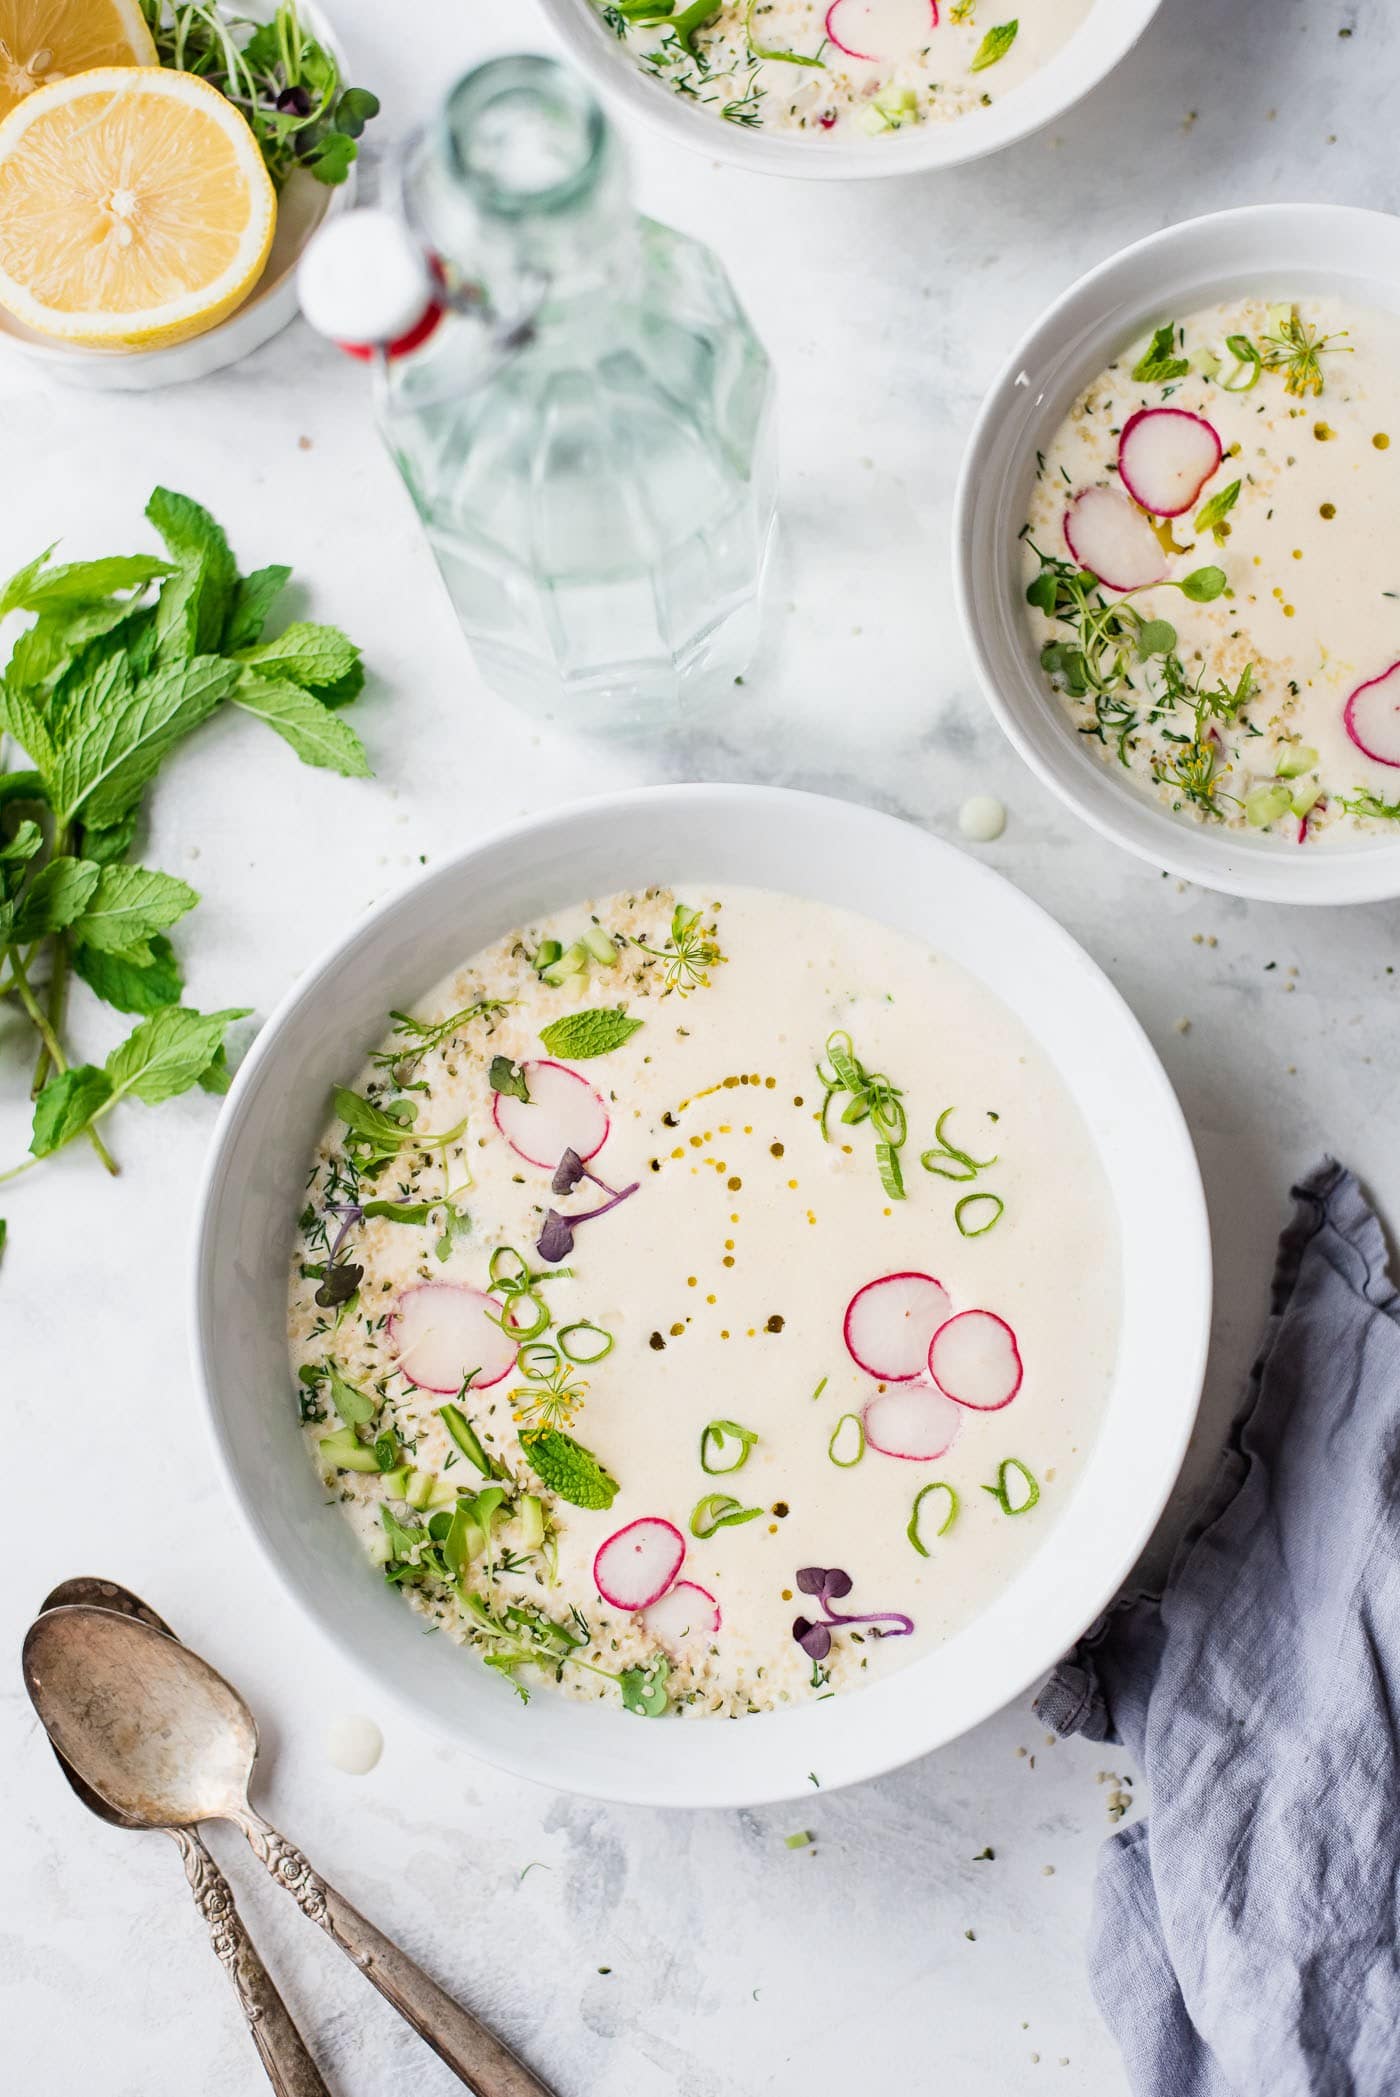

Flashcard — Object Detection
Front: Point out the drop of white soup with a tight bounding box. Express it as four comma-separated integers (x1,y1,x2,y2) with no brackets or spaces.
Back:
326,1713,383,1775
959,795,1007,843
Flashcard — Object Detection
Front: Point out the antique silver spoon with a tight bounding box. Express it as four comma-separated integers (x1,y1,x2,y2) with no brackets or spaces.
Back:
37,1578,328,2097
23,1602,552,2097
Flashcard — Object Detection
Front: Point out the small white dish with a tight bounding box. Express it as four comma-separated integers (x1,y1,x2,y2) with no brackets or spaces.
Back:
191,784,1209,1807
954,202,1400,905
538,0,1162,181
0,0,353,390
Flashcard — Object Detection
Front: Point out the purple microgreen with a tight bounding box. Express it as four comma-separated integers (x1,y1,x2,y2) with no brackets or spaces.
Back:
325,1201,363,1265
793,1617,832,1662
795,1565,831,1596
536,1209,575,1263
551,1147,587,1196
534,1172,640,1263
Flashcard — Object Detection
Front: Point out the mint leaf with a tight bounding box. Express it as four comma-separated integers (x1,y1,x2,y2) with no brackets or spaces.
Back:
0,818,43,869
73,932,184,1015
519,1428,618,1510
73,863,199,955
12,856,100,939
0,680,56,777
225,563,292,652
199,1043,231,1094
146,488,237,658
0,542,58,620
538,1008,643,1059
30,1064,112,1158
231,672,370,777
106,1004,249,1106
488,1055,530,1102
970,18,1018,69
12,555,169,613
51,654,237,828
1180,565,1228,603
1193,479,1241,543
236,622,361,689
1131,323,1190,386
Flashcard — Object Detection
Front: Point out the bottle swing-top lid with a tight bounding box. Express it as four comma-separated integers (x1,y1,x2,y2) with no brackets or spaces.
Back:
297,208,443,360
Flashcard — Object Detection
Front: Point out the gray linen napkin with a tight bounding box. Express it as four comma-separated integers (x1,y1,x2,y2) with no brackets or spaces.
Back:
1037,1159,1400,2097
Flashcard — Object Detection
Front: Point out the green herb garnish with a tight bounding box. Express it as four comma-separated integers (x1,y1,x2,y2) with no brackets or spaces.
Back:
631,900,725,997
488,1055,530,1102
326,1361,376,1428
520,1427,619,1510
1342,791,1400,823
745,0,825,64
618,1653,672,1716
1219,334,1263,392
817,1029,908,1199
981,1458,1040,1515
370,999,508,1081
920,1107,998,1183
138,0,379,188
1131,324,1190,387
1193,480,1241,544
438,1398,498,1480
1258,304,1352,399
0,489,366,1202
969,17,1017,70
700,1418,759,1474
827,1413,865,1468
538,1007,644,1059
689,1492,763,1538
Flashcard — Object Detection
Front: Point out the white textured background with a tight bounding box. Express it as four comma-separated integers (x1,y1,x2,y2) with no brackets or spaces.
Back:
5,1,1397,2090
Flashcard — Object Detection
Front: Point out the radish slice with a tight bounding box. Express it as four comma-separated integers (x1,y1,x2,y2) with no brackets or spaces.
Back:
1117,407,1223,519
928,1309,1023,1411
491,1059,609,1170
844,1272,953,1382
1344,662,1400,768
643,1580,721,1650
1063,487,1168,593
594,1518,686,1613
862,1384,962,1462
824,0,938,63
390,1283,515,1393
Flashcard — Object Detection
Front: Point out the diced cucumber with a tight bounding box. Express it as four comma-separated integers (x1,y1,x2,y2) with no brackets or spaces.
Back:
519,1494,546,1550
1291,781,1323,820
1246,784,1292,828
406,1470,437,1511
533,939,563,974
438,1402,494,1478
318,1427,380,1475
1276,745,1319,780
380,1464,412,1499
581,924,619,966
540,940,589,987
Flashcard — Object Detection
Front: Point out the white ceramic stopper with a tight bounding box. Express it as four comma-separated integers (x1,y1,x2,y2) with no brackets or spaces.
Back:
297,209,434,347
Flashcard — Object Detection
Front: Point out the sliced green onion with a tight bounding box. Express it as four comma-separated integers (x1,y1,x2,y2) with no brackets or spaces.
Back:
438,1402,494,1478
1220,333,1263,392
489,1245,530,1288
875,1141,905,1201
907,1481,959,1555
811,1376,828,1403
515,1341,559,1382
955,1192,1005,1238
558,1321,614,1365
690,1492,764,1539
921,1107,998,1183
827,1413,865,1468
700,1418,759,1474
981,1458,1040,1516
497,1290,550,1341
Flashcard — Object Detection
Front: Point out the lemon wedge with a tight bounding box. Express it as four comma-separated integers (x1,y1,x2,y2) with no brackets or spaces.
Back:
0,0,155,122
0,65,276,349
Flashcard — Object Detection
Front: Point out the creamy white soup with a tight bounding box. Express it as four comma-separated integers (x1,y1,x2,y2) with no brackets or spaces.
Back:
288,887,1118,1720
1022,295,1400,843
592,0,1089,141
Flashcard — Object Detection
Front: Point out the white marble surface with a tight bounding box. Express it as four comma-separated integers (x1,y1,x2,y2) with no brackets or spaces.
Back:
6,1,1398,2090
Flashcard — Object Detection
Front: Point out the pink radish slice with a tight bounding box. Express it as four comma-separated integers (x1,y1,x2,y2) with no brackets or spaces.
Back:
824,0,937,63
1344,662,1400,768
1063,487,1167,593
643,1580,721,1650
844,1272,954,1382
928,1309,1023,1411
491,1059,609,1169
390,1283,515,1393
1117,407,1223,519
862,1384,962,1462
593,1518,687,1613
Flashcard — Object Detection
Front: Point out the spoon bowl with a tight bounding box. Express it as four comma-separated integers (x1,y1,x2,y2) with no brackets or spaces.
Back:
24,1605,257,1830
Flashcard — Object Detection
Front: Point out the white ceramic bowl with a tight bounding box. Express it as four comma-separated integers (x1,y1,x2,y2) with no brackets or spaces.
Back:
192,785,1209,1807
539,0,1162,180
954,202,1400,905
0,0,353,390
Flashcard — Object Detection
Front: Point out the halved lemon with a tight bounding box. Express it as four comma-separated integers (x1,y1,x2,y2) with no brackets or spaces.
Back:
0,0,155,122
0,65,276,349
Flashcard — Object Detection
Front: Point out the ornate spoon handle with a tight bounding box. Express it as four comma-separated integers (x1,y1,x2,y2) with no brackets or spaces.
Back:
235,1809,553,2097
171,1826,330,2097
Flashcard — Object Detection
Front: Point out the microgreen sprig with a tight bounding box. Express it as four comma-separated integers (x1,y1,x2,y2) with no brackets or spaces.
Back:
630,900,725,997
790,1566,914,1664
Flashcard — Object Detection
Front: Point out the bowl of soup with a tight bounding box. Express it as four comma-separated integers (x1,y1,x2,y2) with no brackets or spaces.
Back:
954,203,1400,902
538,0,1163,179
192,783,1209,1804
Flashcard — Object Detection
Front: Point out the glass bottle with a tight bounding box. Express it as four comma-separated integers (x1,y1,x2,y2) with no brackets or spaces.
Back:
333,56,777,734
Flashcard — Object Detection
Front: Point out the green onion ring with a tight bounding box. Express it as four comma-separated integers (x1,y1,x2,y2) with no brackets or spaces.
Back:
700,1419,758,1474
907,1481,958,1555
689,1492,764,1539
981,1458,1040,1516
955,1192,1005,1238
515,1341,559,1383
827,1413,865,1468
557,1321,614,1365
